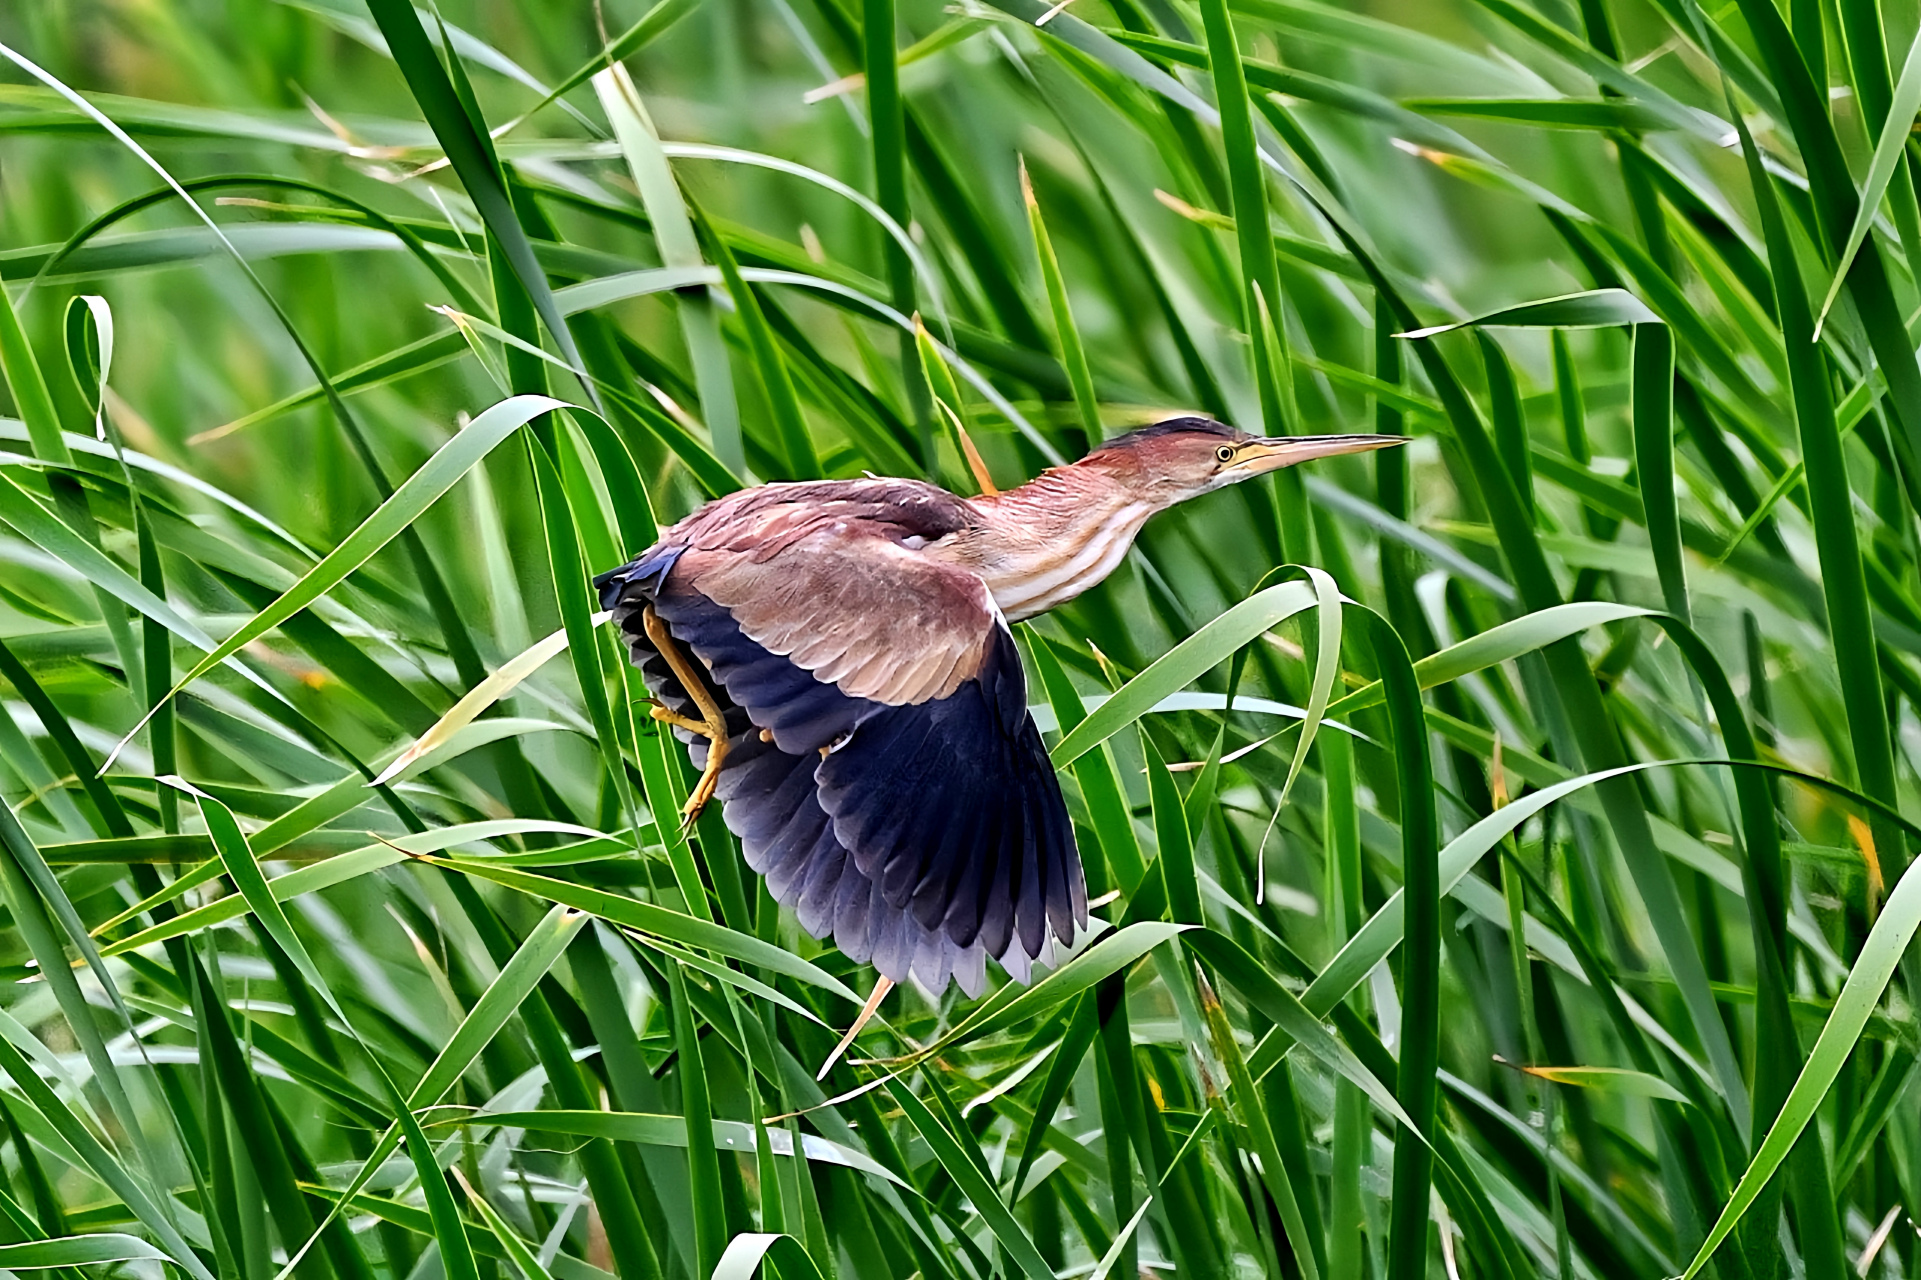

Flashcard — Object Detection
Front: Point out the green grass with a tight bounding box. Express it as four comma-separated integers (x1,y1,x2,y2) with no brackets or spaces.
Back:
0,0,1919,1275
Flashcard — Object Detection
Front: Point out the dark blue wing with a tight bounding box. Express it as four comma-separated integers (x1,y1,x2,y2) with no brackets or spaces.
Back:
596,553,1085,993
814,627,1081,962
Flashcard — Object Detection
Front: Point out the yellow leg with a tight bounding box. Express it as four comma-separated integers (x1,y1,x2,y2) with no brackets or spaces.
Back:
641,604,729,826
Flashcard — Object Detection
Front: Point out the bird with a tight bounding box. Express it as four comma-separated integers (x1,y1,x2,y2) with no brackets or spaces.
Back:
594,418,1401,1006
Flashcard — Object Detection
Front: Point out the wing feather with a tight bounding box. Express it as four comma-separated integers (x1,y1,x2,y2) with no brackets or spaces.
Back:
690,534,993,706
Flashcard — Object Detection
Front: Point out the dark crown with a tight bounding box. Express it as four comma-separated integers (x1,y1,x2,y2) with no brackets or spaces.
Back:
1082,417,1238,458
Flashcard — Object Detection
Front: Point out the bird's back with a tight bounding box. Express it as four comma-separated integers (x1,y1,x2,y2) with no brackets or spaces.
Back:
658,477,976,562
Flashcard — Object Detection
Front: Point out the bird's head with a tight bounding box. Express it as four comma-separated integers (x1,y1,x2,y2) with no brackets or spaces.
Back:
1075,417,1404,507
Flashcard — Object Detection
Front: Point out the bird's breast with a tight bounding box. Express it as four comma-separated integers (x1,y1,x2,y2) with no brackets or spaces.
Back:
980,502,1154,621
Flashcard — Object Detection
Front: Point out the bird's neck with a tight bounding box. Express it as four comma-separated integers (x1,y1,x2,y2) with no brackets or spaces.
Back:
962,465,1158,621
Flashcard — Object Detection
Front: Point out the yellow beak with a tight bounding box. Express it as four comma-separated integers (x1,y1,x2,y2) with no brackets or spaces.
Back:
1229,434,1406,475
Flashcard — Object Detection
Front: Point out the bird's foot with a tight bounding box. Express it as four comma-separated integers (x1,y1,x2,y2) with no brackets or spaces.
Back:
639,604,731,830
680,732,727,830
645,704,728,828
646,703,710,735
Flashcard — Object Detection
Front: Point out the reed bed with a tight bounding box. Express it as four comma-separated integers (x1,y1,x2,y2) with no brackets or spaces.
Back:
0,0,1917,1275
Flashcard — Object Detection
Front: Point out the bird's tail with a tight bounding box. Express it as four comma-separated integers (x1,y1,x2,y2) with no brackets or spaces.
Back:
591,542,686,610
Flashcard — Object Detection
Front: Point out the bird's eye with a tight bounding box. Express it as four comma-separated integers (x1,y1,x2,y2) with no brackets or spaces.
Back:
1215,445,1236,464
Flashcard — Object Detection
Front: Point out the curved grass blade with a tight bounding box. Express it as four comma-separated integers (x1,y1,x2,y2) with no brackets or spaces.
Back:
1631,323,1687,621
98,819,597,956
711,1233,828,1280
1053,580,1320,765
1516,1065,1690,1104
557,264,1062,463
120,393,567,755
1024,158,1102,442
1321,231,1746,1118
453,1169,555,1280
370,622,583,786
593,64,741,473
1677,845,1921,1277
1295,600,1652,727
664,142,948,335
165,778,481,1280
0,1034,213,1280
1396,287,1659,339
1250,760,1672,1076
886,1078,1053,1279
1814,25,1921,335
423,856,860,1001
443,1111,907,1188
0,1235,169,1269
19,173,486,315
1273,566,1342,812
893,922,1186,1065
61,295,111,441
363,0,597,411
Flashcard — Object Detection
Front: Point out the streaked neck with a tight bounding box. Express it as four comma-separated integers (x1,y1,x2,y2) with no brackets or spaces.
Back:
961,466,1156,621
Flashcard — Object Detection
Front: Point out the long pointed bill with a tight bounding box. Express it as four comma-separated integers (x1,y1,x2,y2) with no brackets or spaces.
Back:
1230,433,1405,475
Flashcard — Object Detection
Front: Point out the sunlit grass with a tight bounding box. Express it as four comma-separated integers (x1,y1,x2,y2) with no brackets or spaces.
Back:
0,0,1918,1277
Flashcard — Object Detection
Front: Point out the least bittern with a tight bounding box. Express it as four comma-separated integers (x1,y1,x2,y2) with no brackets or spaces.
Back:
596,419,1400,998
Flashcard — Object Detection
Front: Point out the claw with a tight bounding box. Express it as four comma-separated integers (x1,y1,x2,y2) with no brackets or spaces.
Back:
678,735,727,832
648,703,711,735
641,604,731,827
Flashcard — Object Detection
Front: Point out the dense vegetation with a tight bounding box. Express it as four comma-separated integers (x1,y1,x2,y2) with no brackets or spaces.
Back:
1,0,1919,1275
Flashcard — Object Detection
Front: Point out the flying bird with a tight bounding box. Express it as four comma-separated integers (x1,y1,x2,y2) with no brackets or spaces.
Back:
595,419,1400,1002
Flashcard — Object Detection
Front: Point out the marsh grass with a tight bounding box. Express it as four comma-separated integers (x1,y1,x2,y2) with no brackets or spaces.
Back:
0,0,1919,1275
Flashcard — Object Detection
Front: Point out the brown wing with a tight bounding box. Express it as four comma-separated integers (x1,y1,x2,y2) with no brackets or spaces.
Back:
681,538,988,706
674,479,994,706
